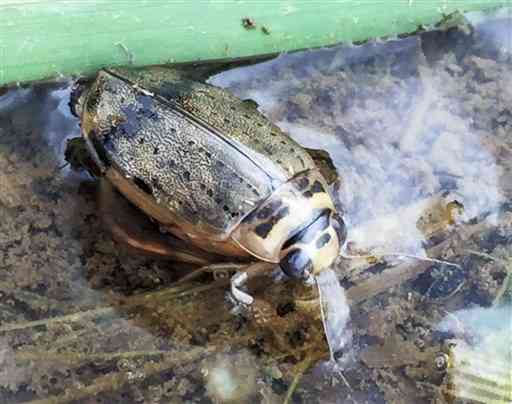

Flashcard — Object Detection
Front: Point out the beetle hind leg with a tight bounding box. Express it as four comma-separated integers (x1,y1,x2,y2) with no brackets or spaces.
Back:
96,178,276,302
97,178,222,266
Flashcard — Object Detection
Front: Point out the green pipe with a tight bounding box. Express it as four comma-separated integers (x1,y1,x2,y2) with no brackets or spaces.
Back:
0,0,507,86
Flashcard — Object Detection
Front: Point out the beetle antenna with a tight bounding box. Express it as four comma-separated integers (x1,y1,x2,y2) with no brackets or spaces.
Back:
339,252,461,269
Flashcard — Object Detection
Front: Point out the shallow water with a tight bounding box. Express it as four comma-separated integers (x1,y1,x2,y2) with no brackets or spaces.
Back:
1,10,511,404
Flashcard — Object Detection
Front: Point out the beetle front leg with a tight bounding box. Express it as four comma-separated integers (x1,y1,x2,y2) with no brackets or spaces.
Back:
230,262,275,305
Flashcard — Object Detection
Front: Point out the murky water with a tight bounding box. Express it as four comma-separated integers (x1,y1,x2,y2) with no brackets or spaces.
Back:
1,10,511,404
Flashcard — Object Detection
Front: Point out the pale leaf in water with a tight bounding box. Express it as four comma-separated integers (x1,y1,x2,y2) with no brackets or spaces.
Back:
316,269,351,362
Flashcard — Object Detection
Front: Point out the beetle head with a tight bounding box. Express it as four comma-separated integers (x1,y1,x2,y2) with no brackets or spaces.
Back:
279,209,346,280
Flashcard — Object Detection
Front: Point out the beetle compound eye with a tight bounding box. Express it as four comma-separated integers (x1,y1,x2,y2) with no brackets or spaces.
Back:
280,248,313,280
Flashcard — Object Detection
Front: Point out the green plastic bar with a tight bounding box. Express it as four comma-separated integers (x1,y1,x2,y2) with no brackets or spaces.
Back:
0,0,507,86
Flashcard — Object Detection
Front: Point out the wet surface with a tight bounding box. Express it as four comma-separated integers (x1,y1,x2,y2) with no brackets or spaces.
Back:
1,10,512,404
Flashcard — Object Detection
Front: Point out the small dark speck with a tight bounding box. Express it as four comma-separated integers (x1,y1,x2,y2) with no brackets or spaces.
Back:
255,222,273,238
311,180,324,193
277,301,295,316
296,177,309,190
183,171,191,181
200,183,206,190
242,17,256,30
188,140,195,146
207,189,214,197
153,146,159,155
316,233,331,248
223,205,230,212
138,138,145,144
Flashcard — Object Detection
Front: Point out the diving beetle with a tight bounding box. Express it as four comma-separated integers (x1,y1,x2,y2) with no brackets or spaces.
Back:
68,66,347,306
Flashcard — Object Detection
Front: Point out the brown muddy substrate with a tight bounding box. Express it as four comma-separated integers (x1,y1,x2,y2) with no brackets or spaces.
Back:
1,12,511,404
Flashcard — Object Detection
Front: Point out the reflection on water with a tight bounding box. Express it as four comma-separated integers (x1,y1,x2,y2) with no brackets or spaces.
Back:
1,9,512,404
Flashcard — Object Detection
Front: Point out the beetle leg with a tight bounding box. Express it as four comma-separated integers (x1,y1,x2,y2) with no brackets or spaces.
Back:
97,178,222,265
231,272,253,305
174,263,245,285
230,262,275,305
